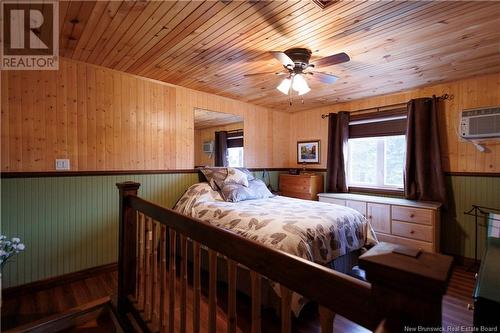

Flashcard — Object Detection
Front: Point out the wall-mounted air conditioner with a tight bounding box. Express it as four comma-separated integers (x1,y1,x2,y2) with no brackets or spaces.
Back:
460,106,500,139
203,141,214,154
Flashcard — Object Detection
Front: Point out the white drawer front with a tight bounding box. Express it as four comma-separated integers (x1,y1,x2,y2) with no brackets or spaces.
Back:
392,206,433,225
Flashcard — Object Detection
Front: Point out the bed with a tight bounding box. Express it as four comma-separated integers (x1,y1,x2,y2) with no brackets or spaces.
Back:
173,178,377,315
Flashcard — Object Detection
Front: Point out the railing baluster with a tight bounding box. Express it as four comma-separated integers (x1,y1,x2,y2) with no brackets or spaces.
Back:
250,271,261,333
180,235,188,333
319,305,335,333
135,211,139,302
144,217,153,321
138,213,145,310
152,221,159,329
160,225,167,332
208,249,217,333
168,228,176,333
280,285,292,333
193,241,201,333
227,259,237,333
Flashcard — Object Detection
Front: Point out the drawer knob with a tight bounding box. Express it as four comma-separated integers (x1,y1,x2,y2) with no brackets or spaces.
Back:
467,304,474,311
410,230,415,234
410,214,415,218
474,273,478,280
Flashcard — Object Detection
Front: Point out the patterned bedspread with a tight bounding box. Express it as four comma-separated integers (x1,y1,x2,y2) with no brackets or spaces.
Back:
174,182,377,315
174,182,377,264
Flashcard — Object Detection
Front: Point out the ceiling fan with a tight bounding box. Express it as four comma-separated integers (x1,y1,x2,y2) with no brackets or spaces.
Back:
245,48,350,98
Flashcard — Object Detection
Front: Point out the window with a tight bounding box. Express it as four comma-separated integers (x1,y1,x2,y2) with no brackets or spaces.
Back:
226,129,244,167
227,147,244,167
347,135,405,189
346,109,407,191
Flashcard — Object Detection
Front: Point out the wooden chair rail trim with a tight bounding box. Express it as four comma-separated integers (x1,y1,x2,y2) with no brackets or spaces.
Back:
125,195,377,329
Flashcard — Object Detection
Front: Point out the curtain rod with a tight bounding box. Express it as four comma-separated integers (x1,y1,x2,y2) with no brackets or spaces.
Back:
321,93,454,119
226,128,243,133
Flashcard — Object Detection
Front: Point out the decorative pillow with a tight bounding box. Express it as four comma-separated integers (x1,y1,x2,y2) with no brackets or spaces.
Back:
220,178,273,202
225,168,249,187
236,168,255,181
200,167,228,190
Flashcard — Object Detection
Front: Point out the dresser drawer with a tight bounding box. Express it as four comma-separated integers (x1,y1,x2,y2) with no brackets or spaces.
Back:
392,220,433,242
281,191,314,200
392,206,433,225
280,176,312,187
280,183,313,194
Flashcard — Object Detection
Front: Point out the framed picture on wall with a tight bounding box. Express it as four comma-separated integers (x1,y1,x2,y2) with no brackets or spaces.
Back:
297,140,320,164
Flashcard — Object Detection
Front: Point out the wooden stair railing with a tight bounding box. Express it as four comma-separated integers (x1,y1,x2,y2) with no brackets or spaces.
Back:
116,182,453,333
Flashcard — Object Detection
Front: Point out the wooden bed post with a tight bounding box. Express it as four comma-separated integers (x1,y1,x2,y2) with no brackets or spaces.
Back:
116,181,141,313
359,242,453,331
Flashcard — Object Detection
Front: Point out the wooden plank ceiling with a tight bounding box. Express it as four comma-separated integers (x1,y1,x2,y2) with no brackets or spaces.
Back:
194,109,243,129
58,1,500,111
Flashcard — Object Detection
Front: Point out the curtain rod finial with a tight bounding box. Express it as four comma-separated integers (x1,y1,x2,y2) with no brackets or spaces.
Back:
440,93,454,101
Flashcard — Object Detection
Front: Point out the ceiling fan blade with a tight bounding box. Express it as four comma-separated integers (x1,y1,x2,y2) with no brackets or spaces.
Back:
270,51,294,67
312,52,350,68
308,71,339,84
244,71,286,77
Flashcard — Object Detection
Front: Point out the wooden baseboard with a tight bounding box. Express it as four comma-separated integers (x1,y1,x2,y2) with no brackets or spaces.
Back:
2,263,117,298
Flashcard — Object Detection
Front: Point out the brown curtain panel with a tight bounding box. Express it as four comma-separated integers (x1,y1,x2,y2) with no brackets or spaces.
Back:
326,112,349,193
404,97,447,203
214,131,228,167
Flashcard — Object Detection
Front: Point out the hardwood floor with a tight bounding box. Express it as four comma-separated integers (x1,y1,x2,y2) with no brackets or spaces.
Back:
1,265,474,332
1,271,118,331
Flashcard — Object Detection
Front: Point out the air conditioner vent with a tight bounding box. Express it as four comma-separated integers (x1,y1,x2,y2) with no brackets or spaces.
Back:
460,107,500,139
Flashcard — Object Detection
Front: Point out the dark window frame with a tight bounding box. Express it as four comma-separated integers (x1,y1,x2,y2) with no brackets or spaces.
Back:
347,109,407,196
226,130,243,148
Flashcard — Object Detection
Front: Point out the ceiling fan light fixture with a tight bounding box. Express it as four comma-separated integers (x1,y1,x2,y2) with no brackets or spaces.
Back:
297,85,311,96
277,78,291,95
292,74,310,95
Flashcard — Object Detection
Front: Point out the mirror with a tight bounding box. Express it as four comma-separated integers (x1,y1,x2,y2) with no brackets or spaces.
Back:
194,108,244,168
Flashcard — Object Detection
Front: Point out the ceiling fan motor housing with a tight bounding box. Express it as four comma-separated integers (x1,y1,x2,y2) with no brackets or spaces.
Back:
284,48,312,71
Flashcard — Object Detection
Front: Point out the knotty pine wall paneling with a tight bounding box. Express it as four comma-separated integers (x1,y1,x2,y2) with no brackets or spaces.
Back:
289,72,500,173
1,58,291,172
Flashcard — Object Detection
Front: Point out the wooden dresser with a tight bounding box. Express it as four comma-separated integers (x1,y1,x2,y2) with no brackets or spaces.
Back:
279,173,324,201
318,193,442,252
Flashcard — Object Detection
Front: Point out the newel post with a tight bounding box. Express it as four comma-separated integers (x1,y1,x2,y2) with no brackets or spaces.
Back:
116,181,141,312
359,242,453,332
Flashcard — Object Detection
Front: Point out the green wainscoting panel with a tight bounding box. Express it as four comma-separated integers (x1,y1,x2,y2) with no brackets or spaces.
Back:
442,175,500,260
0,171,280,288
0,173,199,288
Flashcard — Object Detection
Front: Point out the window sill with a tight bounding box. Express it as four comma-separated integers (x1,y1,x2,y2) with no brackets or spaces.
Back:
348,186,404,197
